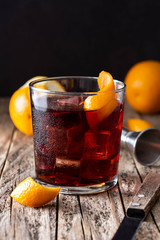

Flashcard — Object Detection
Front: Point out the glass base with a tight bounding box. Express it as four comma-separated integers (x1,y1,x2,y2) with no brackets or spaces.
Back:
35,175,118,195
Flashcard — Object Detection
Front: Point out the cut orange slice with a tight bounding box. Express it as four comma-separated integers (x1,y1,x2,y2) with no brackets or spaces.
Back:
10,177,60,207
84,71,117,129
21,76,47,88
127,118,153,132
34,80,66,92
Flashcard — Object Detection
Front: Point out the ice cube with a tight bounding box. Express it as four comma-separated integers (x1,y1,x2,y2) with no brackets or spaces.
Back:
55,158,80,186
82,130,111,160
58,96,83,110
66,123,86,160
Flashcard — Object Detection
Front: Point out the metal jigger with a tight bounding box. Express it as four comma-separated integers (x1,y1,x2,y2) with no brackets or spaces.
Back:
121,127,160,166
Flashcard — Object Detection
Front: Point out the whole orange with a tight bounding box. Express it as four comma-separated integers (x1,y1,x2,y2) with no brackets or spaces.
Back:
9,86,33,135
9,76,66,136
124,60,160,113
9,76,47,136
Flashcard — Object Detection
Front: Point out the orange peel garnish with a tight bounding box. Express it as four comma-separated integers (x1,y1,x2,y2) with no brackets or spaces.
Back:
98,71,115,91
10,177,60,207
84,71,117,128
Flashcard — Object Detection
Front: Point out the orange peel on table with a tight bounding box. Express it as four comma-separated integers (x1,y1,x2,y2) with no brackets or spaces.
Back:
127,118,153,132
10,177,61,208
84,71,117,129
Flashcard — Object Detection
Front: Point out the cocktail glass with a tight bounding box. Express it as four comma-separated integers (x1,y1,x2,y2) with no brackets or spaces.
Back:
29,76,126,194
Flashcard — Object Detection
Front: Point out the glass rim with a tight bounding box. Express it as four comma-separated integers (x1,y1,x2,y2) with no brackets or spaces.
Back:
29,76,126,95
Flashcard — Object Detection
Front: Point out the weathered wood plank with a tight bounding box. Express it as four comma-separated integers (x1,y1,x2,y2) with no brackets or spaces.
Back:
11,199,57,240
140,113,160,129
80,191,120,240
57,194,84,240
123,101,160,238
108,185,125,229
118,149,142,208
0,98,14,174
0,130,57,240
118,148,160,239
0,131,35,188
125,101,160,230
134,157,160,231
135,221,160,240
0,130,33,239
125,99,160,231
152,200,160,231
0,130,34,240
123,100,141,127
124,101,160,129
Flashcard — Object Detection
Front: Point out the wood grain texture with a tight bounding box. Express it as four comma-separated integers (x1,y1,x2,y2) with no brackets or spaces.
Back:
123,101,160,239
124,100,160,129
80,192,121,240
57,194,84,240
0,129,58,240
0,98,14,173
0,98,160,240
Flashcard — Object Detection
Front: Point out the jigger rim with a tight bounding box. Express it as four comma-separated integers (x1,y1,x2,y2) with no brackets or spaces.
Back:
133,127,160,166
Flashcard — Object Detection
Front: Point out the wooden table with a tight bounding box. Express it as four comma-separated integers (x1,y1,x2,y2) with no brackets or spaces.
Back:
0,97,160,240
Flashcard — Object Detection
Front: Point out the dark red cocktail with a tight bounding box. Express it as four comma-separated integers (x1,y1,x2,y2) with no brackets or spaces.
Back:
30,77,125,194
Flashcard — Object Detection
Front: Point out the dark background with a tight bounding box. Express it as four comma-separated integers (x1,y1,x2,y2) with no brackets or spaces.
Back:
1,0,160,96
